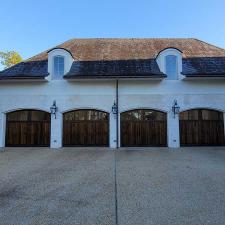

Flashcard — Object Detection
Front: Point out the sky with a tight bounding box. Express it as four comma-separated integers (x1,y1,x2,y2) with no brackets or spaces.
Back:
1,0,225,70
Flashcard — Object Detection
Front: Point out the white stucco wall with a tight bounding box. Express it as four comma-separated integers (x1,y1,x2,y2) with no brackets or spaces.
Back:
0,78,225,149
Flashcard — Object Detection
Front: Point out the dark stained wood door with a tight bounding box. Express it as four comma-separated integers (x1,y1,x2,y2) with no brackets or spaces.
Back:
121,109,167,147
63,110,109,146
180,109,225,146
6,110,50,147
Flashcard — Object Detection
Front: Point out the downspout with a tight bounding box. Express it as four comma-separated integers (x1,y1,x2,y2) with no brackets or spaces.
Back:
114,79,119,225
116,79,119,149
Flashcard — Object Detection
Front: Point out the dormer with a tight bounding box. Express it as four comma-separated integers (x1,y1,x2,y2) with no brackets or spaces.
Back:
47,48,73,80
156,48,182,80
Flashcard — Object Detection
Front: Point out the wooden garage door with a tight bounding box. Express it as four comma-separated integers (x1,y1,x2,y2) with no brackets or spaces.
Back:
180,109,225,146
63,110,109,146
121,109,167,147
6,110,50,147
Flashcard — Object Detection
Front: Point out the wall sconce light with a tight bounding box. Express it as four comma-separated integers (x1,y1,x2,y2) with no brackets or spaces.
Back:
172,99,180,118
50,100,58,119
112,101,118,115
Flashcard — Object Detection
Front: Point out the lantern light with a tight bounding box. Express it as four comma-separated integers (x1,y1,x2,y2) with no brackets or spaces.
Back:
50,100,58,119
172,99,180,118
112,101,118,115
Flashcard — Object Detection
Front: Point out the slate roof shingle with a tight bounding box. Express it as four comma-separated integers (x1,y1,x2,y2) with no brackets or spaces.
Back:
64,59,165,79
0,60,48,79
182,57,225,76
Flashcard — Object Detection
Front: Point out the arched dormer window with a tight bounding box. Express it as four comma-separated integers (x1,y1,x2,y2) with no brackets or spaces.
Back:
156,48,182,80
47,48,74,80
53,56,64,79
165,55,178,79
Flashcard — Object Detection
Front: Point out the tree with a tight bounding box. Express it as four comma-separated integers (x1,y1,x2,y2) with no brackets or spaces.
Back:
0,51,23,68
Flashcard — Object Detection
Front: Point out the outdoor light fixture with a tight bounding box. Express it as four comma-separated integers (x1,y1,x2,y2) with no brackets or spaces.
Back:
172,99,180,118
50,100,58,119
112,101,118,114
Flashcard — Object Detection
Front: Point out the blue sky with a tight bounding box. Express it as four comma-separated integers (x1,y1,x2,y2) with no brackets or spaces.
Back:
1,0,225,70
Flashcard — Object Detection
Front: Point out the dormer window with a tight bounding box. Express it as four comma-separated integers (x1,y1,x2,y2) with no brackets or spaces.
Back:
156,48,182,80
165,55,178,79
47,48,74,80
53,56,64,79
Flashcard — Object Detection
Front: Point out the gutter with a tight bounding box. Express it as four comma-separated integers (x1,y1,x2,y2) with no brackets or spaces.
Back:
64,76,166,82
0,77,49,82
181,73,225,78
182,75,225,81
0,76,47,80
64,74,166,80
116,79,119,149
0,73,49,80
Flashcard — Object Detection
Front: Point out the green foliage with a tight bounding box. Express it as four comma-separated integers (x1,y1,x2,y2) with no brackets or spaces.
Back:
0,51,23,68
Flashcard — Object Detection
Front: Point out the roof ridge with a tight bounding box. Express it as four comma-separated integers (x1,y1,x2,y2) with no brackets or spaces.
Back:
68,37,194,40
192,38,225,52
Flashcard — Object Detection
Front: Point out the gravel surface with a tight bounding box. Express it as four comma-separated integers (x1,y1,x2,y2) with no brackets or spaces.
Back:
0,147,225,225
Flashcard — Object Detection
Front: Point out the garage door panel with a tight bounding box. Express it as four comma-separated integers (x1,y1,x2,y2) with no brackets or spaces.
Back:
63,110,109,147
6,121,29,146
121,109,167,147
6,110,50,147
180,109,225,146
30,121,50,146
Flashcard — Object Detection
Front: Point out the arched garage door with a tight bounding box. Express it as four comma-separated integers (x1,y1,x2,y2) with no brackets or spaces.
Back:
63,110,109,146
6,110,50,147
121,109,167,147
179,109,225,146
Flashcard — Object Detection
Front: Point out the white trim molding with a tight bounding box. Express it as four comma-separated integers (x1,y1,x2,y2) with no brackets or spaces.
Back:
0,113,6,148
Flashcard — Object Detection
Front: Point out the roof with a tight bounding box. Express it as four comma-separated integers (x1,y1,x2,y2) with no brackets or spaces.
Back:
182,57,225,76
64,59,165,79
1,38,225,79
0,60,48,80
28,38,225,61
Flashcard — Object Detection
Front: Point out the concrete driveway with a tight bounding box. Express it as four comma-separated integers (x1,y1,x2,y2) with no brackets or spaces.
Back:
0,147,225,225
